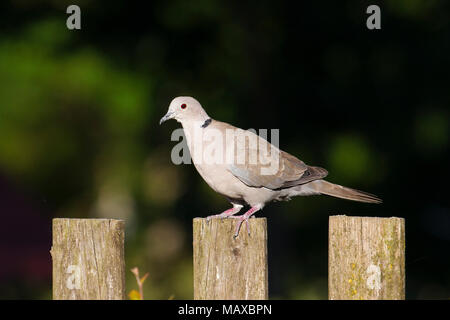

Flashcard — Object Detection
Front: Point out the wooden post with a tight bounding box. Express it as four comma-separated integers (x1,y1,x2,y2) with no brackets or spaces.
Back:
51,218,126,300
328,215,405,300
193,218,268,300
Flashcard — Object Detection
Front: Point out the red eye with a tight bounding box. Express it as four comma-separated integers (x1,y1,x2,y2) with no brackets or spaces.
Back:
181,103,186,109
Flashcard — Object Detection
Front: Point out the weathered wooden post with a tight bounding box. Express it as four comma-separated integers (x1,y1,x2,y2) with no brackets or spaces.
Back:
328,215,405,300
51,218,126,300
193,218,268,299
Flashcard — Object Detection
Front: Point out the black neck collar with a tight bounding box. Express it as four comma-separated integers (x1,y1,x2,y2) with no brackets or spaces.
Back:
201,118,212,128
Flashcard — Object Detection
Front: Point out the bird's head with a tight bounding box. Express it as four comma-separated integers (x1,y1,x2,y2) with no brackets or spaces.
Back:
160,96,210,126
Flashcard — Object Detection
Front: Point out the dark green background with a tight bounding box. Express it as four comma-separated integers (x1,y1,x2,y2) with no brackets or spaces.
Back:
0,0,449,299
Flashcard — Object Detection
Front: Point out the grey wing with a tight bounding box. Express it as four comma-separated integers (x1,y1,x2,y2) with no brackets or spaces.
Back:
228,149,328,190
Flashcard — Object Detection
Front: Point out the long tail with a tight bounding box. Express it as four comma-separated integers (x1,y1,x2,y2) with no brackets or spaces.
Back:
308,180,382,204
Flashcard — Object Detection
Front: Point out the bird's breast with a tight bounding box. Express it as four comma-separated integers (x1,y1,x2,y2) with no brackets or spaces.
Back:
193,162,241,197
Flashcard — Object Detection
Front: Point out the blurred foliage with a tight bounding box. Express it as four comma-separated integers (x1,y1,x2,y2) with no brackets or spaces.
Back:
129,267,149,300
327,134,379,185
414,109,449,153
0,0,449,299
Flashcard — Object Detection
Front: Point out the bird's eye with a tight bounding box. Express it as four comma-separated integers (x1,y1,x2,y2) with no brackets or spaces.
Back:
181,104,187,109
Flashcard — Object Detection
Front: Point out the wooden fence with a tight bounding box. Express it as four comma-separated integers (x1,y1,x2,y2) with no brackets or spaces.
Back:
50,215,405,300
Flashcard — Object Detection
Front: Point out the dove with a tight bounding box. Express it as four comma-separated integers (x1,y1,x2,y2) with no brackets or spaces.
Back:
160,96,381,237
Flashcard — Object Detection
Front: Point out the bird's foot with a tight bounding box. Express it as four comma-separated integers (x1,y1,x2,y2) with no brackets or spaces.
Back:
231,215,250,238
206,212,231,221
206,206,242,222
230,206,261,238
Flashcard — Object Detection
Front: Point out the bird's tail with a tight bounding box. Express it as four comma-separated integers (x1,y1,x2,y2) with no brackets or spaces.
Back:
308,180,382,204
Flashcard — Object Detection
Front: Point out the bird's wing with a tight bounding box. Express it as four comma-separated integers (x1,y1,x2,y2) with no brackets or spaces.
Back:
226,128,328,190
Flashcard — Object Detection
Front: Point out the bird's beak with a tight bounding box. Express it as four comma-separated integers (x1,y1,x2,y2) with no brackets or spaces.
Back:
159,111,174,125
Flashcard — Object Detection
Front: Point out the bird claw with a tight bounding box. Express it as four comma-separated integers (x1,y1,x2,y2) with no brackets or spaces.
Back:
232,216,251,238
206,213,226,221
206,207,242,222
208,206,259,238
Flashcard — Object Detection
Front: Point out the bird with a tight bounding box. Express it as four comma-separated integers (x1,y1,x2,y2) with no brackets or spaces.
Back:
160,96,381,237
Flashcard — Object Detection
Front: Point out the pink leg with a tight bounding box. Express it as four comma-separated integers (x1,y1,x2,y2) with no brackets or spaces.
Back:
206,204,243,221
230,206,261,238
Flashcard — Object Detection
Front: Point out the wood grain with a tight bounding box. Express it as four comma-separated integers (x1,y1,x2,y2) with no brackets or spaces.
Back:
193,218,268,300
328,215,405,300
51,218,126,300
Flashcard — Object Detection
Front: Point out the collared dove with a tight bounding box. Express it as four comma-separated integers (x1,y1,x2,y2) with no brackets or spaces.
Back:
160,96,381,237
